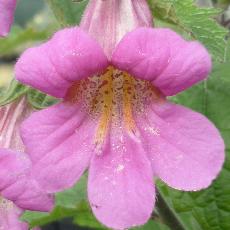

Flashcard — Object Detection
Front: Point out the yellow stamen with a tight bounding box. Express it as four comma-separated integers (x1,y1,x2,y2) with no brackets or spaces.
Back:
65,66,163,150
123,72,136,133
94,66,113,147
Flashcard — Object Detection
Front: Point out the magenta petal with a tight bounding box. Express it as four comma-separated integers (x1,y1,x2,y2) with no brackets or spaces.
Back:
4,178,54,212
0,0,17,37
136,102,225,191
88,130,155,229
0,149,30,189
15,27,108,98
0,199,28,230
21,102,97,192
0,149,54,211
112,28,211,95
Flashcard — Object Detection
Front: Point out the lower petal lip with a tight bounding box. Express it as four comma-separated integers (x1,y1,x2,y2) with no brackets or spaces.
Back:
88,129,155,230
135,101,225,191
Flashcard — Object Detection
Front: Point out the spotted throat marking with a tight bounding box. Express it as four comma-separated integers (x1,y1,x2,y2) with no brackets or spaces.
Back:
66,66,161,147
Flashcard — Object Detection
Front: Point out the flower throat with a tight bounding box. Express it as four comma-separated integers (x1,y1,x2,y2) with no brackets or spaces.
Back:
66,66,161,147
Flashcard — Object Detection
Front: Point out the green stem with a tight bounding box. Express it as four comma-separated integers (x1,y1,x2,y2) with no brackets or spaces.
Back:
155,190,186,230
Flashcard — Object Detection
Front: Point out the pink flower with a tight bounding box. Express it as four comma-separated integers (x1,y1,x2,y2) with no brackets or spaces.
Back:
0,148,54,229
0,0,17,36
14,0,225,229
0,197,28,230
0,98,53,229
0,97,30,151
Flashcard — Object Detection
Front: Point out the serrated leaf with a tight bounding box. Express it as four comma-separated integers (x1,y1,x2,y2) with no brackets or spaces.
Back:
0,80,29,106
157,62,230,230
148,0,228,61
46,0,88,27
27,89,58,109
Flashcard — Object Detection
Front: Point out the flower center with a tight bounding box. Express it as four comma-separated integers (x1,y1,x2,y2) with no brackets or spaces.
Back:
65,66,162,148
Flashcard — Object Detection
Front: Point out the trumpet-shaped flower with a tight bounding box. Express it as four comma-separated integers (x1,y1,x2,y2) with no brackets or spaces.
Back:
0,0,17,36
14,0,225,229
0,99,53,229
0,148,54,229
0,97,30,151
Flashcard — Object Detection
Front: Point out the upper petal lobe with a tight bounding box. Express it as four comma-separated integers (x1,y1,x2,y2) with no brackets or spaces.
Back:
112,27,211,95
15,27,108,98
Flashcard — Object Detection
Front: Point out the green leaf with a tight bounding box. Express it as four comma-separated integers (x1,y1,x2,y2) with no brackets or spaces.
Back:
22,174,107,229
136,220,170,230
0,26,49,58
157,62,230,230
224,40,230,62
0,80,29,106
21,175,88,228
27,89,58,109
73,203,106,230
46,0,88,27
148,0,228,61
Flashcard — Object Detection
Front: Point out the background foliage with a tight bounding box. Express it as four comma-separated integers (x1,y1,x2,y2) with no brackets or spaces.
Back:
0,0,229,229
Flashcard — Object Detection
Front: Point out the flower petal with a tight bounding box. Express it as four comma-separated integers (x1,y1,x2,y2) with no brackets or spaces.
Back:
80,0,152,58
0,149,30,188
112,28,211,95
0,97,31,151
136,101,225,191
0,0,17,37
88,129,154,229
0,149,54,211
0,199,28,230
21,102,97,192
15,27,108,98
